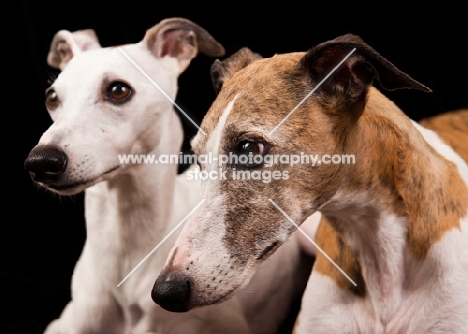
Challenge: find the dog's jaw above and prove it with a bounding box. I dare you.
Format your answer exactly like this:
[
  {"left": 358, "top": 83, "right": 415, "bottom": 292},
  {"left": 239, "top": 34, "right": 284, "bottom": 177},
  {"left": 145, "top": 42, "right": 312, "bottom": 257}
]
[{"left": 42, "top": 165, "right": 120, "bottom": 196}]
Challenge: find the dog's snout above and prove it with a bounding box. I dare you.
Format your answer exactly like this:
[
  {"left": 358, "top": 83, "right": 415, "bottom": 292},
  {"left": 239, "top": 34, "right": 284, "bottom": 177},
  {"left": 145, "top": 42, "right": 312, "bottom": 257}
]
[
  {"left": 24, "top": 145, "right": 68, "bottom": 183},
  {"left": 151, "top": 272, "right": 192, "bottom": 313}
]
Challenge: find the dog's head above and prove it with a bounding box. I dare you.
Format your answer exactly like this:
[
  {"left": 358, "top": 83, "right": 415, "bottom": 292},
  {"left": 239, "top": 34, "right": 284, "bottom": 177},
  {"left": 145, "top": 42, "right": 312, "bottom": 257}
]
[
  {"left": 24, "top": 18, "right": 224, "bottom": 195},
  {"left": 151, "top": 34, "right": 431, "bottom": 312}
]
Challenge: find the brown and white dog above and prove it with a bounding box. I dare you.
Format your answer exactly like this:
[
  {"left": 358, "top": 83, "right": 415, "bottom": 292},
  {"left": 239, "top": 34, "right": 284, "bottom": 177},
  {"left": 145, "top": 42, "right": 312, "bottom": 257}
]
[{"left": 151, "top": 34, "right": 468, "bottom": 333}]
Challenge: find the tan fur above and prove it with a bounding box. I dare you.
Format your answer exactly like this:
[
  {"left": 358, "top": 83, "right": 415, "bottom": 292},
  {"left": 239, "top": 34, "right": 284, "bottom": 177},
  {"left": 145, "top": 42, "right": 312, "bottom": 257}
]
[
  {"left": 419, "top": 108, "right": 468, "bottom": 163},
  {"left": 315, "top": 98, "right": 468, "bottom": 293},
  {"left": 294, "top": 106, "right": 468, "bottom": 331},
  {"left": 334, "top": 91, "right": 468, "bottom": 259},
  {"left": 313, "top": 216, "right": 365, "bottom": 295}
]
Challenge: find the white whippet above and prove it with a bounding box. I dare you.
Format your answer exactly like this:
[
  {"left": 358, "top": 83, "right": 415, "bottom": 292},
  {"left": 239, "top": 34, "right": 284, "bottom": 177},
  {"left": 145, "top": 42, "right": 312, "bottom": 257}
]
[
  {"left": 25, "top": 17, "right": 315, "bottom": 334},
  {"left": 151, "top": 34, "right": 468, "bottom": 333},
  {"left": 24, "top": 17, "right": 252, "bottom": 334}
]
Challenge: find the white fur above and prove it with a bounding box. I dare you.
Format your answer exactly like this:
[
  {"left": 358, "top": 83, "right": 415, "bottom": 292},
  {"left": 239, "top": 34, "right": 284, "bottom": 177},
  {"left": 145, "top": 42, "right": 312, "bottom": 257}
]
[
  {"left": 168, "top": 99, "right": 239, "bottom": 272},
  {"left": 412, "top": 120, "right": 468, "bottom": 185},
  {"left": 322, "top": 193, "right": 408, "bottom": 322},
  {"left": 206, "top": 95, "right": 238, "bottom": 166},
  {"left": 297, "top": 215, "right": 468, "bottom": 333},
  {"left": 296, "top": 274, "right": 382, "bottom": 333},
  {"left": 29, "top": 24, "right": 251, "bottom": 334}
]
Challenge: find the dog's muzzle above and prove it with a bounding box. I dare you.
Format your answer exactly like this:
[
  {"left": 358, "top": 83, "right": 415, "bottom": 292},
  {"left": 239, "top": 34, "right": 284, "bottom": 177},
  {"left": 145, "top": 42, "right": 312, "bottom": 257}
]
[
  {"left": 151, "top": 271, "right": 193, "bottom": 312},
  {"left": 24, "top": 144, "right": 68, "bottom": 184}
]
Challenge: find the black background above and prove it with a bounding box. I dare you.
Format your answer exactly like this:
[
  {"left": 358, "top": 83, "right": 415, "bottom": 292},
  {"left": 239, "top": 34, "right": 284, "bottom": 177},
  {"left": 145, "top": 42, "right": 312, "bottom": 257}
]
[{"left": 6, "top": 1, "right": 468, "bottom": 333}]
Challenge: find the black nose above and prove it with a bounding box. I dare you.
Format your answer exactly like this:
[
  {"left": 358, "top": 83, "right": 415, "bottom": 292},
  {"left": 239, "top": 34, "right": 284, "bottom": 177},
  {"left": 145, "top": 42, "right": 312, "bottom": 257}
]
[
  {"left": 151, "top": 273, "right": 192, "bottom": 312},
  {"left": 24, "top": 145, "right": 68, "bottom": 184}
]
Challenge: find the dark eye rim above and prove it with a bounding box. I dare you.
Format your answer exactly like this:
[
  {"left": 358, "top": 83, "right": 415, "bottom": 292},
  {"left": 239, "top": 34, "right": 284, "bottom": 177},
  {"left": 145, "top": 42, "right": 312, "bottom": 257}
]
[
  {"left": 105, "top": 80, "right": 133, "bottom": 104},
  {"left": 45, "top": 88, "right": 59, "bottom": 109}
]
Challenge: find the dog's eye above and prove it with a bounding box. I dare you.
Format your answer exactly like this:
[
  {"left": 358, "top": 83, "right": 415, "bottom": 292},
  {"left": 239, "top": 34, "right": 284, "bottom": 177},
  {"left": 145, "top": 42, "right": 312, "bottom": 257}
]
[
  {"left": 107, "top": 81, "right": 132, "bottom": 103},
  {"left": 234, "top": 140, "right": 266, "bottom": 168},
  {"left": 238, "top": 141, "right": 264, "bottom": 156},
  {"left": 45, "top": 89, "right": 59, "bottom": 109}
]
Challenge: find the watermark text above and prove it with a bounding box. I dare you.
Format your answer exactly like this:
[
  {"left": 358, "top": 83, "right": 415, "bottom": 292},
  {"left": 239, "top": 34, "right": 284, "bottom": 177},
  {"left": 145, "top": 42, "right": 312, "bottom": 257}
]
[{"left": 117, "top": 152, "right": 355, "bottom": 167}]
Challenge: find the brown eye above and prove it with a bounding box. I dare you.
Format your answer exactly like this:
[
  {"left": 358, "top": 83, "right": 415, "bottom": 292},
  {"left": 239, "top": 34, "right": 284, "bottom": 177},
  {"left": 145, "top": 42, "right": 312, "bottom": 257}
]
[
  {"left": 107, "top": 81, "right": 132, "bottom": 103},
  {"left": 235, "top": 140, "right": 266, "bottom": 168},
  {"left": 237, "top": 141, "right": 264, "bottom": 156},
  {"left": 45, "top": 89, "right": 59, "bottom": 109}
]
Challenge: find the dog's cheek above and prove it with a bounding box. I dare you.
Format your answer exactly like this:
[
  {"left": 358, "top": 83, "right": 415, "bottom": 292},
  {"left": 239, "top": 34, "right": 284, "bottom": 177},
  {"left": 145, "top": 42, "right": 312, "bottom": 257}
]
[{"left": 219, "top": 185, "right": 285, "bottom": 260}]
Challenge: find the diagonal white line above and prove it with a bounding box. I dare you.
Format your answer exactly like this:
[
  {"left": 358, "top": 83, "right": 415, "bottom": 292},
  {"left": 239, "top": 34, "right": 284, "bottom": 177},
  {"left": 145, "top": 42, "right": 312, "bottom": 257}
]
[
  {"left": 118, "top": 47, "right": 207, "bottom": 136},
  {"left": 269, "top": 199, "right": 357, "bottom": 286},
  {"left": 117, "top": 199, "right": 206, "bottom": 287},
  {"left": 268, "top": 48, "right": 356, "bottom": 135}
]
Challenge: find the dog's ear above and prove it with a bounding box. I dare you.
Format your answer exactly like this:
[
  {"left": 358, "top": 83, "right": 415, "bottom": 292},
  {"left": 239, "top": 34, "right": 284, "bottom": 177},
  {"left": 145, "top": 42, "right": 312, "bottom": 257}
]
[
  {"left": 211, "top": 47, "right": 263, "bottom": 95},
  {"left": 144, "top": 17, "right": 225, "bottom": 73},
  {"left": 47, "top": 29, "right": 101, "bottom": 71},
  {"left": 300, "top": 34, "right": 431, "bottom": 109}
]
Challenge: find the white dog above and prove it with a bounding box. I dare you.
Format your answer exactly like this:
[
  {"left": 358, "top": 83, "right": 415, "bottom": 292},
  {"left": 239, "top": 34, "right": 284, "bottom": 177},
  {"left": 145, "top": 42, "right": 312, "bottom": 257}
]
[
  {"left": 24, "top": 17, "right": 252, "bottom": 334},
  {"left": 151, "top": 34, "right": 468, "bottom": 333},
  {"left": 25, "top": 17, "right": 315, "bottom": 334}
]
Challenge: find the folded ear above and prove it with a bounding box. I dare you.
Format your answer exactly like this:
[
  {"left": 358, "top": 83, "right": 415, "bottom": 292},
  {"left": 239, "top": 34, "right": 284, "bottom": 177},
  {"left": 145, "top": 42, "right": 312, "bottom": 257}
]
[
  {"left": 47, "top": 29, "right": 102, "bottom": 70},
  {"left": 300, "top": 34, "right": 431, "bottom": 109},
  {"left": 210, "top": 47, "right": 263, "bottom": 94},
  {"left": 144, "top": 17, "right": 225, "bottom": 73}
]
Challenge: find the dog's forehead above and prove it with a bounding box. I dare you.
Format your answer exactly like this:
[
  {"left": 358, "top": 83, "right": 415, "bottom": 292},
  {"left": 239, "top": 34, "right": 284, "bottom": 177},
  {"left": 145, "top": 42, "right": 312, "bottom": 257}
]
[
  {"left": 64, "top": 47, "right": 113, "bottom": 69},
  {"left": 192, "top": 52, "right": 306, "bottom": 152},
  {"left": 53, "top": 44, "right": 143, "bottom": 86}
]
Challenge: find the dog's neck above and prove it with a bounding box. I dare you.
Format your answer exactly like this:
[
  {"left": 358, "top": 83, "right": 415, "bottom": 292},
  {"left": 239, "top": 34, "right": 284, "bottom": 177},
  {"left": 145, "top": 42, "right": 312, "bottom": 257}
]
[
  {"left": 319, "top": 87, "right": 468, "bottom": 322},
  {"left": 84, "top": 108, "right": 183, "bottom": 273}
]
